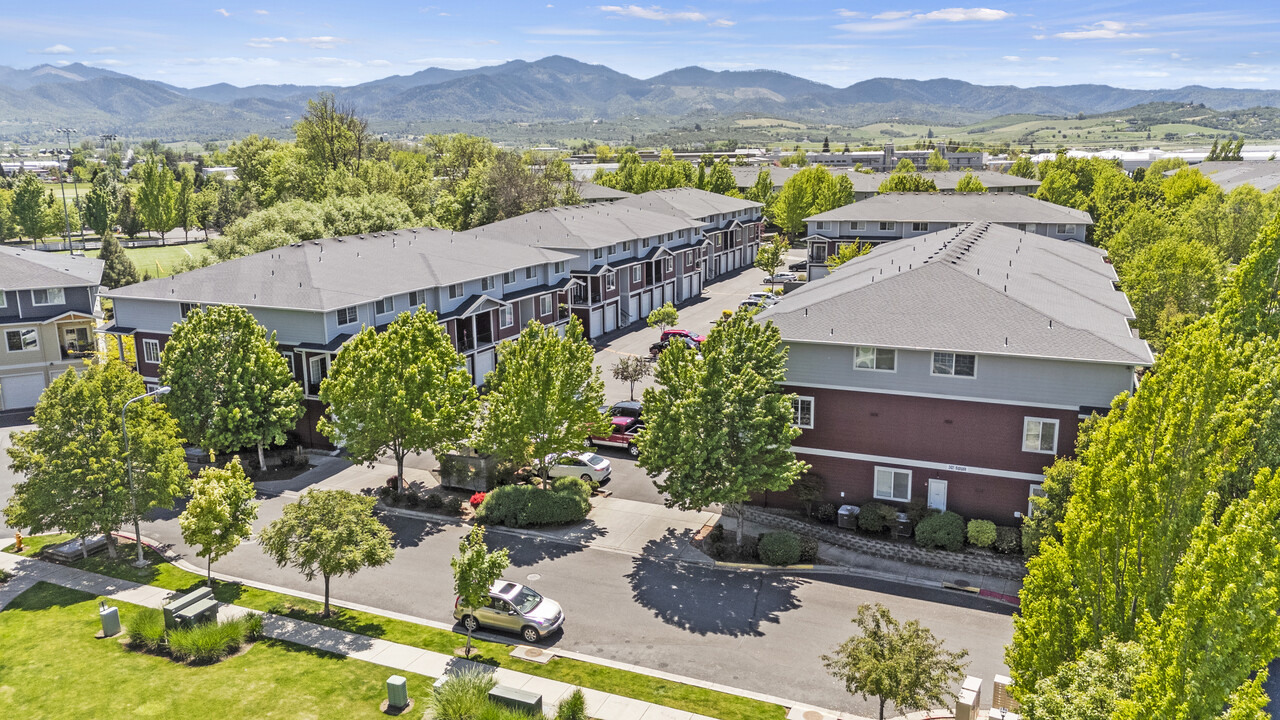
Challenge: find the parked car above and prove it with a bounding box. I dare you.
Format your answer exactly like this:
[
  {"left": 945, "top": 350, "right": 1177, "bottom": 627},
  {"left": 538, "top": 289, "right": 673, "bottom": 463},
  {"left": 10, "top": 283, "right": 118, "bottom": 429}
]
[
  {"left": 649, "top": 335, "right": 699, "bottom": 360},
  {"left": 602, "top": 400, "right": 642, "bottom": 420},
  {"left": 764, "top": 271, "right": 798, "bottom": 283},
  {"left": 788, "top": 260, "right": 808, "bottom": 272},
  {"left": 542, "top": 451, "right": 612, "bottom": 484},
  {"left": 590, "top": 416, "right": 645, "bottom": 457},
  {"left": 745, "top": 292, "right": 781, "bottom": 305},
  {"left": 454, "top": 580, "right": 564, "bottom": 643},
  {"left": 739, "top": 299, "right": 769, "bottom": 311},
  {"left": 659, "top": 328, "right": 706, "bottom": 344}
]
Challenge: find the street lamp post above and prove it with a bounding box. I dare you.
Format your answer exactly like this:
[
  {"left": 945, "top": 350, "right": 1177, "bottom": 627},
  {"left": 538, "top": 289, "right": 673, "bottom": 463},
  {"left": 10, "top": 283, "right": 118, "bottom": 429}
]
[
  {"left": 122, "top": 385, "right": 170, "bottom": 568},
  {"left": 54, "top": 128, "right": 76, "bottom": 255}
]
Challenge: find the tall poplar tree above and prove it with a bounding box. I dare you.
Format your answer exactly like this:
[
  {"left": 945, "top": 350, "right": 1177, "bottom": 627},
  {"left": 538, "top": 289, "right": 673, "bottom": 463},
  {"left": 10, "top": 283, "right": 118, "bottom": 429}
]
[{"left": 135, "top": 156, "right": 177, "bottom": 245}]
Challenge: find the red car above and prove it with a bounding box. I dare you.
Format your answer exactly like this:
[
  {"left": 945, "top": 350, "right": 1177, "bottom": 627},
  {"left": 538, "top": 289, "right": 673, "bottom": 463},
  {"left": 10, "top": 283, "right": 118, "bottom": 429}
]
[
  {"left": 589, "top": 416, "right": 645, "bottom": 457},
  {"left": 660, "top": 329, "right": 706, "bottom": 344}
]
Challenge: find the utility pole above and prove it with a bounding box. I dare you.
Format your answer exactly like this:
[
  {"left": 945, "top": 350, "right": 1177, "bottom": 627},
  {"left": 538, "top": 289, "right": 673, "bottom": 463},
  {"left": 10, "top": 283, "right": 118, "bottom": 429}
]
[{"left": 54, "top": 127, "right": 76, "bottom": 255}]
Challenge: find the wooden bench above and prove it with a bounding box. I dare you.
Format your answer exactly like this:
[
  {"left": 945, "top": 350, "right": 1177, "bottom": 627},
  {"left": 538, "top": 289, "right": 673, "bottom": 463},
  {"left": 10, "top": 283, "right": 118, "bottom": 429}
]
[{"left": 163, "top": 586, "right": 218, "bottom": 629}]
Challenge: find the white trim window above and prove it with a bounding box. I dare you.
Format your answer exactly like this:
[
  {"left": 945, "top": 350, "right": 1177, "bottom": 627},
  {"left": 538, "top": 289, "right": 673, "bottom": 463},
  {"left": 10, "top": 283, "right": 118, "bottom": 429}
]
[
  {"left": 605, "top": 271, "right": 617, "bottom": 291},
  {"left": 448, "top": 284, "right": 463, "bottom": 300},
  {"left": 0, "top": 292, "right": 7, "bottom": 309},
  {"left": 622, "top": 241, "right": 632, "bottom": 253},
  {"left": 1028, "top": 484, "right": 1047, "bottom": 516},
  {"left": 503, "top": 271, "right": 516, "bottom": 286},
  {"left": 525, "top": 266, "right": 537, "bottom": 280},
  {"left": 1023, "top": 418, "right": 1059, "bottom": 454},
  {"left": 179, "top": 302, "right": 198, "bottom": 318},
  {"left": 815, "top": 221, "right": 826, "bottom": 231},
  {"left": 874, "top": 467, "right": 911, "bottom": 502},
  {"left": 631, "top": 266, "right": 643, "bottom": 283},
  {"left": 664, "top": 257, "right": 673, "bottom": 273},
  {"left": 792, "top": 396, "right": 814, "bottom": 429},
  {"left": 685, "top": 250, "right": 694, "bottom": 264},
  {"left": 375, "top": 296, "right": 395, "bottom": 315},
  {"left": 499, "top": 304, "right": 514, "bottom": 329},
  {"left": 932, "top": 351, "right": 976, "bottom": 377},
  {"left": 5, "top": 327, "right": 38, "bottom": 352},
  {"left": 592, "top": 248, "right": 604, "bottom": 260},
  {"left": 142, "top": 338, "right": 161, "bottom": 364},
  {"left": 849, "top": 221, "right": 865, "bottom": 232},
  {"left": 879, "top": 221, "right": 896, "bottom": 231},
  {"left": 642, "top": 238, "right": 651, "bottom": 249},
  {"left": 32, "top": 288, "right": 65, "bottom": 306},
  {"left": 539, "top": 294, "right": 553, "bottom": 316},
  {"left": 854, "top": 346, "right": 896, "bottom": 371},
  {"left": 912, "top": 222, "right": 928, "bottom": 232},
  {"left": 283, "top": 353, "right": 294, "bottom": 376},
  {"left": 408, "top": 290, "right": 426, "bottom": 307},
  {"left": 481, "top": 276, "right": 497, "bottom": 292},
  {"left": 553, "top": 261, "right": 566, "bottom": 274},
  {"left": 336, "top": 306, "right": 358, "bottom": 325}
]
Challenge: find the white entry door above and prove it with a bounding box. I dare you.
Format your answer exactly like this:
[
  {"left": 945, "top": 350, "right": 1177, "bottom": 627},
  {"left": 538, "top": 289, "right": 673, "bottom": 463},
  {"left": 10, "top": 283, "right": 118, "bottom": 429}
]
[{"left": 927, "top": 478, "right": 948, "bottom": 511}]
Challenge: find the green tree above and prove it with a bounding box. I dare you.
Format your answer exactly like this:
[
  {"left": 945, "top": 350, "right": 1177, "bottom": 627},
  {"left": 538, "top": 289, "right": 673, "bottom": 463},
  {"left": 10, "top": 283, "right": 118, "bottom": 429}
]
[
  {"left": 97, "top": 231, "right": 140, "bottom": 289},
  {"left": 258, "top": 490, "right": 394, "bottom": 617},
  {"left": 825, "top": 241, "right": 872, "bottom": 271},
  {"left": 821, "top": 136, "right": 830, "bottom": 153},
  {"left": 892, "top": 158, "right": 917, "bottom": 174},
  {"left": 1009, "top": 156, "right": 1036, "bottom": 179},
  {"left": 646, "top": 302, "right": 679, "bottom": 332},
  {"left": 704, "top": 159, "right": 737, "bottom": 195},
  {"left": 179, "top": 458, "right": 260, "bottom": 586},
  {"left": 209, "top": 193, "right": 416, "bottom": 260},
  {"left": 160, "top": 305, "right": 304, "bottom": 468},
  {"left": 611, "top": 355, "right": 652, "bottom": 401},
  {"left": 877, "top": 172, "right": 939, "bottom": 193},
  {"left": 4, "top": 360, "right": 187, "bottom": 559},
  {"left": 1119, "top": 236, "right": 1223, "bottom": 350},
  {"left": 12, "top": 172, "right": 47, "bottom": 242},
  {"left": 451, "top": 525, "right": 510, "bottom": 656},
  {"left": 0, "top": 189, "right": 13, "bottom": 242},
  {"left": 1022, "top": 637, "right": 1145, "bottom": 720},
  {"left": 474, "top": 317, "right": 608, "bottom": 479},
  {"left": 134, "top": 156, "right": 178, "bottom": 244},
  {"left": 754, "top": 238, "right": 787, "bottom": 287},
  {"left": 771, "top": 166, "right": 852, "bottom": 237},
  {"left": 953, "top": 172, "right": 986, "bottom": 193},
  {"left": 319, "top": 309, "right": 478, "bottom": 493},
  {"left": 822, "top": 603, "right": 969, "bottom": 720},
  {"left": 639, "top": 311, "right": 807, "bottom": 543},
  {"left": 175, "top": 164, "right": 197, "bottom": 242},
  {"left": 925, "top": 149, "right": 949, "bottom": 171},
  {"left": 84, "top": 174, "right": 116, "bottom": 237},
  {"left": 294, "top": 92, "right": 370, "bottom": 173},
  {"left": 745, "top": 169, "right": 775, "bottom": 207}
]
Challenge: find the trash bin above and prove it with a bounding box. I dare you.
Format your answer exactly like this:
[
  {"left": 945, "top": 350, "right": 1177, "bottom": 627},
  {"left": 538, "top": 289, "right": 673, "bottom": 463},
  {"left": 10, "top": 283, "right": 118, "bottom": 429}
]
[{"left": 837, "top": 504, "right": 860, "bottom": 529}]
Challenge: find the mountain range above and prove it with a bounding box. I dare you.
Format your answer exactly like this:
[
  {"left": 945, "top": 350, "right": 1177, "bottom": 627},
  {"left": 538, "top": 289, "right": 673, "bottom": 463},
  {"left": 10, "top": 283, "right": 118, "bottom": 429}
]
[{"left": 3, "top": 56, "right": 1280, "bottom": 142}]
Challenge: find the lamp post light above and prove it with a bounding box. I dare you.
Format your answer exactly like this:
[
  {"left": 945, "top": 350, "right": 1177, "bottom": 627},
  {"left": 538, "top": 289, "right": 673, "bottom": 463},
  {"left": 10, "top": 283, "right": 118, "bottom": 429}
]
[{"left": 122, "top": 385, "right": 170, "bottom": 568}]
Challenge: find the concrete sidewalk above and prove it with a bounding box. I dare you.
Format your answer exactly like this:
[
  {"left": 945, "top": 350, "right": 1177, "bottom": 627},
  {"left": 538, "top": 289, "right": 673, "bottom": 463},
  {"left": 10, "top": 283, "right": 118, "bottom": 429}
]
[{"left": 0, "top": 551, "right": 878, "bottom": 720}]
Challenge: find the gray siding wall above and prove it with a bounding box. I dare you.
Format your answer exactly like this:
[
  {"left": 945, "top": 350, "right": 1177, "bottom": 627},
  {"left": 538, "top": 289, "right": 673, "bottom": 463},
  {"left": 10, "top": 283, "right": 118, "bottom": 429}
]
[
  {"left": 0, "top": 291, "right": 17, "bottom": 321},
  {"left": 113, "top": 298, "right": 183, "bottom": 333},
  {"left": 784, "top": 343, "right": 1134, "bottom": 409},
  {"left": 246, "top": 308, "right": 326, "bottom": 345}
]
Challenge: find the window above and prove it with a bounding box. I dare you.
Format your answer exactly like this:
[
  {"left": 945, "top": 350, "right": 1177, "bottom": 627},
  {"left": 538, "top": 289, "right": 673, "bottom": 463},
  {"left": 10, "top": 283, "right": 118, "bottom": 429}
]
[
  {"left": 336, "top": 306, "right": 358, "bottom": 325},
  {"left": 283, "top": 353, "right": 294, "bottom": 376},
  {"left": 142, "top": 338, "right": 160, "bottom": 364},
  {"left": 1023, "top": 418, "right": 1059, "bottom": 454},
  {"left": 539, "top": 294, "right": 553, "bottom": 316},
  {"left": 715, "top": 235, "right": 723, "bottom": 249},
  {"left": 1029, "top": 484, "right": 1047, "bottom": 517},
  {"left": 879, "top": 221, "right": 896, "bottom": 231},
  {"left": 1017, "top": 223, "right": 1027, "bottom": 232},
  {"left": 912, "top": 222, "right": 928, "bottom": 232},
  {"left": 664, "top": 257, "right": 673, "bottom": 273},
  {"left": 0, "top": 292, "right": 6, "bottom": 309},
  {"left": 792, "top": 396, "right": 814, "bottom": 429},
  {"left": 525, "top": 266, "right": 537, "bottom": 280},
  {"left": 32, "top": 288, "right": 65, "bottom": 306},
  {"left": 664, "top": 233, "right": 672, "bottom": 243},
  {"left": 503, "top": 271, "right": 516, "bottom": 285},
  {"left": 642, "top": 238, "right": 650, "bottom": 249},
  {"left": 308, "top": 356, "right": 327, "bottom": 388},
  {"left": 685, "top": 250, "right": 694, "bottom": 264},
  {"left": 874, "top": 467, "right": 911, "bottom": 502},
  {"left": 179, "top": 302, "right": 198, "bottom": 318},
  {"left": 375, "top": 296, "right": 395, "bottom": 315},
  {"left": 631, "top": 266, "right": 643, "bottom": 283},
  {"left": 499, "top": 305, "right": 514, "bottom": 328},
  {"left": 849, "top": 221, "right": 865, "bottom": 232},
  {"left": 408, "top": 290, "right": 426, "bottom": 307},
  {"left": 812, "top": 244, "right": 828, "bottom": 262},
  {"left": 448, "top": 284, "right": 463, "bottom": 300},
  {"left": 622, "top": 241, "right": 631, "bottom": 252},
  {"left": 481, "top": 276, "right": 496, "bottom": 292},
  {"left": 815, "top": 221, "right": 826, "bottom": 231},
  {"left": 5, "top": 328, "right": 37, "bottom": 352},
  {"left": 553, "top": 261, "right": 565, "bottom": 274},
  {"left": 931, "top": 351, "right": 976, "bottom": 377},
  {"left": 854, "top": 346, "right": 896, "bottom": 371},
  {"left": 605, "top": 271, "right": 617, "bottom": 291},
  {"left": 592, "top": 248, "right": 604, "bottom": 260}
]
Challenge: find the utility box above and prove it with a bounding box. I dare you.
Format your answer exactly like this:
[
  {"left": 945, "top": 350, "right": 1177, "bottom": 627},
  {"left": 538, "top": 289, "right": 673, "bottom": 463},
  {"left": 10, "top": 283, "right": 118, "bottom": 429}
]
[
  {"left": 99, "top": 605, "right": 121, "bottom": 637},
  {"left": 962, "top": 676, "right": 983, "bottom": 711},
  {"left": 837, "top": 505, "right": 860, "bottom": 529},
  {"left": 954, "top": 688, "right": 978, "bottom": 720},
  {"left": 386, "top": 675, "right": 409, "bottom": 710},
  {"left": 993, "top": 675, "right": 1019, "bottom": 712}
]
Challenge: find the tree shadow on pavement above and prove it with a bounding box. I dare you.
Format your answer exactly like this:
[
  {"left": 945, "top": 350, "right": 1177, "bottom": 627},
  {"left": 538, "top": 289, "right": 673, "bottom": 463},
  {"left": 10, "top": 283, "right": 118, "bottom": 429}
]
[
  {"left": 383, "top": 514, "right": 446, "bottom": 550},
  {"left": 482, "top": 524, "right": 603, "bottom": 568},
  {"left": 624, "top": 529, "right": 806, "bottom": 637}
]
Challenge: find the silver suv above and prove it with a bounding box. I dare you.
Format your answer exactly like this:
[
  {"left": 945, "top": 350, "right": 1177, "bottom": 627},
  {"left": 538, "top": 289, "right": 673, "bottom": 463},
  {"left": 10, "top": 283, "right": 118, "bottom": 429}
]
[{"left": 454, "top": 580, "right": 565, "bottom": 643}]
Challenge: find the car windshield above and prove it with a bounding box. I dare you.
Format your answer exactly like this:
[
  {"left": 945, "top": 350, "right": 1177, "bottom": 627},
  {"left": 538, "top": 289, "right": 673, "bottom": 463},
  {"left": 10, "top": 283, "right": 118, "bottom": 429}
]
[{"left": 513, "top": 586, "right": 543, "bottom": 614}]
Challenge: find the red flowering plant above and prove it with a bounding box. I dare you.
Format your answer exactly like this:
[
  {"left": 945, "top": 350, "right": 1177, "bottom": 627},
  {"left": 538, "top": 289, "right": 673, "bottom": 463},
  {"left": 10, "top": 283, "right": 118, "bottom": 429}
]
[{"left": 469, "top": 492, "right": 486, "bottom": 507}]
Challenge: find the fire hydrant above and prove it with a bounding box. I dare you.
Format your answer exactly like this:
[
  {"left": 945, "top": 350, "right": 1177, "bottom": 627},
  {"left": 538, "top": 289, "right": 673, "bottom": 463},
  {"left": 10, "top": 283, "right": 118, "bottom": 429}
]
[{"left": 13, "top": 532, "right": 23, "bottom": 552}]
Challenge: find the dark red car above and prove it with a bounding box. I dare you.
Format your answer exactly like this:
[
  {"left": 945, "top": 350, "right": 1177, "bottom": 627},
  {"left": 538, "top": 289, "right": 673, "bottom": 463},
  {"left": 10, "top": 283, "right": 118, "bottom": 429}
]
[
  {"left": 589, "top": 416, "right": 644, "bottom": 457},
  {"left": 660, "top": 329, "right": 706, "bottom": 344}
]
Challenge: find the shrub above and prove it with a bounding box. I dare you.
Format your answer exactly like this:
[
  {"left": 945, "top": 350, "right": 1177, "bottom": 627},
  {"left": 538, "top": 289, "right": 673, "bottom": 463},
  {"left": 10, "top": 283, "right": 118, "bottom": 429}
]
[
  {"left": 556, "top": 689, "right": 588, "bottom": 720},
  {"left": 422, "top": 493, "right": 444, "bottom": 509},
  {"left": 904, "top": 498, "right": 937, "bottom": 525},
  {"left": 126, "top": 607, "right": 167, "bottom": 651},
  {"left": 916, "top": 511, "right": 965, "bottom": 552},
  {"left": 798, "top": 534, "right": 820, "bottom": 563},
  {"left": 758, "top": 531, "right": 802, "bottom": 566},
  {"left": 470, "top": 492, "right": 487, "bottom": 507},
  {"left": 430, "top": 669, "right": 497, "bottom": 720},
  {"left": 814, "top": 502, "right": 838, "bottom": 524},
  {"left": 857, "top": 501, "right": 898, "bottom": 534},
  {"left": 476, "top": 481, "right": 591, "bottom": 528},
  {"left": 242, "top": 613, "right": 264, "bottom": 639},
  {"left": 167, "top": 618, "right": 244, "bottom": 662},
  {"left": 967, "top": 519, "right": 997, "bottom": 548},
  {"left": 706, "top": 523, "right": 725, "bottom": 544},
  {"left": 994, "top": 525, "right": 1023, "bottom": 555}
]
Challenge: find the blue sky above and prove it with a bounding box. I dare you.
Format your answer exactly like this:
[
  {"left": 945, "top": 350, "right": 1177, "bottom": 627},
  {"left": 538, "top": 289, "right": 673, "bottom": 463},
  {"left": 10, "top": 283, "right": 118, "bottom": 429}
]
[{"left": 8, "top": 1, "right": 1280, "bottom": 89}]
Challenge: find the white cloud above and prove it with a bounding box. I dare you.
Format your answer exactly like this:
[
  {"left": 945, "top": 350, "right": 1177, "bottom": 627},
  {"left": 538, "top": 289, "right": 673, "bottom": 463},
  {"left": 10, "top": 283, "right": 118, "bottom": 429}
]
[
  {"left": 90, "top": 46, "right": 120, "bottom": 54},
  {"left": 215, "top": 8, "right": 230, "bottom": 16},
  {"left": 1133, "top": 71, "right": 1169, "bottom": 77},
  {"left": 1037, "top": 56, "right": 1058, "bottom": 62},
  {"left": 1002, "top": 55, "right": 1020, "bottom": 61},
  {"left": 600, "top": 5, "right": 707, "bottom": 22},
  {"left": 837, "top": 7, "right": 1011, "bottom": 33},
  {"left": 1120, "top": 47, "right": 1164, "bottom": 55},
  {"left": 708, "top": 18, "right": 735, "bottom": 27},
  {"left": 1228, "top": 75, "right": 1268, "bottom": 83},
  {"left": 247, "top": 36, "right": 350, "bottom": 49},
  {"left": 1055, "top": 20, "right": 1145, "bottom": 40},
  {"left": 872, "top": 11, "right": 914, "bottom": 20},
  {"left": 525, "top": 27, "right": 607, "bottom": 35},
  {"left": 835, "top": 9, "right": 864, "bottom": 18},
  {"left": 917, "top": 7, "right": 1010, "bottom": 21},
  {"left": 254, "top": 9, "right": 268, "bottom": 14},
  {"left": 86, "top": 59, "right": 125, "bottom": 67},
  {"left": 367, "top": 59, "right": 392, "bottom": 67},
  {"left": 31, "top": 44, "right": 74, "bottom": 55}
]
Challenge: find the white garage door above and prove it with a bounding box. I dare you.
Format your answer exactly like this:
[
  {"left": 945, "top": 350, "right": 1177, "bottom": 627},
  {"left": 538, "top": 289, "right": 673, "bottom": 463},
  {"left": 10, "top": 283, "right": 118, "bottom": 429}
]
[
  {"left": 2, "top": 372, "right": 46, "bottom": 410},
  {"left": 474, "top": 349, "right": 496, "bottom": 385},
  {"left": 665, "top": 282, "right": 676, "bottom": 305},
  {"left": 693, "top": 273, "right": 702, "bottom": 296},
  {"left": 640, "top": 291, "right": 652, "bottom": 320},
  {"left": 628, "top": 295, "right": 639, "bottom": 326},
  {"left": 604, "top": 302, "right": 618, "bottom": 333},
  {"left": 589, "top": 308, "right": 604, "bottom": 338}
]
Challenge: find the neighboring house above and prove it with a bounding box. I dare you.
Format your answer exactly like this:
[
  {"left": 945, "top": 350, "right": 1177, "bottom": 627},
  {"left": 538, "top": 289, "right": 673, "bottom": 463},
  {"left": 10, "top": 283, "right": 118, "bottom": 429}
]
[
  {"left": 0, "top": 246, "right": 104, "bottom": 412},
  {"left": 804, "top": 193, "right": 1092, "bottom": 279},
  {"left": 615, "top": 187, "right": 765, "bottom": 285},
  {"left": 469, "top": 202, "right": 706, "bottom": 339},
  {"left": 1173, "top": 161, "right": 1280, "bottom": 193},
  {"left": 104, "top": 227, "right": 579, "bottom": 447},
  {"left": 787, "top": 143, "right": 985, "bottom": 172},
  {"left": 730, "top": 168, "right": 1036, "bottom": 200},
  {"left": 756, "top": 222, "right": 1151, "bottom": 523},
  {"left": 569, "top": 181, "right": 635, "bottom": 203}
]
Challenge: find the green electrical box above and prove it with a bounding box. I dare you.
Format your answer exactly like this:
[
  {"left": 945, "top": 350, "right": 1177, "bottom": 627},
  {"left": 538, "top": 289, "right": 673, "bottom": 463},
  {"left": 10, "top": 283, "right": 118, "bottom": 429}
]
[{"left": 386, "top": 675, "right": 408, "bottom": 710}]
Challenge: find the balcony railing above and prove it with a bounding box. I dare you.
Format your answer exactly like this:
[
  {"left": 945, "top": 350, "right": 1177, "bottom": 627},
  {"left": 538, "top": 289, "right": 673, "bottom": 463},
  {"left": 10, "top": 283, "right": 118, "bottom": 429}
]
[{"left": 60, "top": 344, "right": 94, "bottom": 360}]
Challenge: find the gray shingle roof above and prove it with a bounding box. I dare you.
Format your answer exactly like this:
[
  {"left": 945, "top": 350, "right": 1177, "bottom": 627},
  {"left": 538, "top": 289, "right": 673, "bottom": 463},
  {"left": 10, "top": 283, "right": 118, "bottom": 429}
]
[
  {"left": 757, "top": 222, "right": 1151, "bottom": 366},
  {"left": 105, "top": 227, "right": 575, "bottom": 312},
  {"left": 469, "top": 203, "right": 704, "bottom": 250},
  {"left": 571, "top": 181, "right": 635, "bottom": 201},
  {"left": 614, "top": 187, "right": 762, "bottom": 221},
  {"left": 0, "top": 245, "right": 103, "bottom": 290},
  {"left": 805, "top": 192, "right": 1092, "bottom": 225},
  {"left": 1179, "top": 161, "right": 1280, "bottom": 193}
]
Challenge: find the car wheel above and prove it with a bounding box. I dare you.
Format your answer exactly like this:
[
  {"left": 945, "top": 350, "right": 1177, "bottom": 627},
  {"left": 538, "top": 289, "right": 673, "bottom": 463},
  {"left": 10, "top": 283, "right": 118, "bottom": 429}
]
[
  {"left": 462, "top": 615, "right": 479, "bottom": 632},
  {"left": 628, "top": 444, "right": 640, "bottom": 458},
  {"left": 580, "top": 473, "right": 593, "bottom": 483},
  {"left": 522, "top": 625, "right": 541, "bottom": 643}
]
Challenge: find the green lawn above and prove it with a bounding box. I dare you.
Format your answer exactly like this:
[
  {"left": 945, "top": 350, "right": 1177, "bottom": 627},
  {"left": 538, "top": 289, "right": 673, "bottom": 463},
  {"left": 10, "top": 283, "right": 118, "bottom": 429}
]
[
  {"left": 0, "top": 582, "right": 435, "bottom": 719},
  {"left": 4, "top": 536, "right": 785, "bottom": 720},
  {"left": 110, "top": 242, "right": 211, "bottom": 278}
]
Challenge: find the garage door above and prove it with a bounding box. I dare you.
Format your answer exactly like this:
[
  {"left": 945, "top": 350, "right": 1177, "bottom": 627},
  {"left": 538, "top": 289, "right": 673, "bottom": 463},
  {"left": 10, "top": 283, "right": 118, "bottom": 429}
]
[
  {"left": 665, "top": 282, "right": 676, "bottom": 305},
  {"left": 640, "top": 291, "right": 652, "bottom": 320},
  {"left": 682, "top": 276, "right": 692, "bottom": 301},
  {"left": 1, "top": 372, "right": 46, "bottom": 410},
  {"left": 604, "top": 302, "right": 618, "bottom": 333},
  {"left": 474, "top": 349, "right": 496, "bottom": 385},
  {"left": 628, "top": 295, "right": 639, "bottom": 326},
  {"left": 589, "top": 308, "right": 604, "bottom": 338},
  {"left": 693, "top": 273, "right": 702, "bottom": 296}
]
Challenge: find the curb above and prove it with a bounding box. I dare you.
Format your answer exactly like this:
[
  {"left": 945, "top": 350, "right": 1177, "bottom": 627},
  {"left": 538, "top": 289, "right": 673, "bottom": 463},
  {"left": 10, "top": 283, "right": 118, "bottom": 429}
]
[{"left": 714, "top": 562, "right": 815, "bottom": 570}]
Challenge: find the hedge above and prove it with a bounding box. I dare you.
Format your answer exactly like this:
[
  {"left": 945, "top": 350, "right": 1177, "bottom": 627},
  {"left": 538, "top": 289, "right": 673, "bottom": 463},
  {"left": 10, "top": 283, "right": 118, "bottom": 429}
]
[
  {"left": 967, "top": 519, "right": 997, "bottom": 548},
  {"left": 915, "top": 511, "right": 965, "bottom": 552},
  {"left": 758, "top": 531, "right": 802, "bottom": 566},
  {"left": 475, "top": 479, "right": 592, "bottom": 528},
  {"left": 994, "top": 525, "right": 1022, "bottom": 555},
  {"left": 857, "top": 501, "right": 899, "bottom": 534}
]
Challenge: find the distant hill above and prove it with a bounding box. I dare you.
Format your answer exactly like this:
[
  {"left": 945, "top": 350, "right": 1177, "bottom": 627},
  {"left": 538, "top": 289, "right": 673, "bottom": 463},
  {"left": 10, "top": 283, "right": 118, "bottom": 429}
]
[{"left": 1, "top": 55, "right": 1279, "bottom": 141}]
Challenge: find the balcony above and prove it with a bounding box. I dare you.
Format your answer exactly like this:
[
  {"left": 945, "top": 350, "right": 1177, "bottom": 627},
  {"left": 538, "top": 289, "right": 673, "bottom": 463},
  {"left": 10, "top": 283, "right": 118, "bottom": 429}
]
[{"left": 60, "top": 343, "right": 94, "bottom": 360}]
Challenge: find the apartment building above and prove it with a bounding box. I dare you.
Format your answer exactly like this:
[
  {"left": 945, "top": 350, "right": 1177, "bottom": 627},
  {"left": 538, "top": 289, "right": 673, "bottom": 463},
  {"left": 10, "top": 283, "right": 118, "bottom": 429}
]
[{"left": 616, "top": 187, "right": 764, "bottom": 283}]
